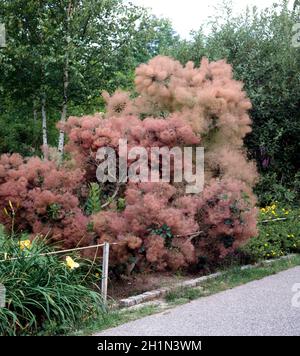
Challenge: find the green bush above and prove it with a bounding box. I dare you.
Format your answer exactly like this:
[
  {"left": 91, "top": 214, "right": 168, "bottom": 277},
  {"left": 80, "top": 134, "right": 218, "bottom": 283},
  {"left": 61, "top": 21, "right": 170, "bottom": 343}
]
[
  {"left": 241, "top": 203, "right": 300, "bottom": 261},
  {"left": 0, "top": 226, "right": 104, "bottom": 336},
  {"left": 255, "top": 173, "right": 299, "bottom": 207}
]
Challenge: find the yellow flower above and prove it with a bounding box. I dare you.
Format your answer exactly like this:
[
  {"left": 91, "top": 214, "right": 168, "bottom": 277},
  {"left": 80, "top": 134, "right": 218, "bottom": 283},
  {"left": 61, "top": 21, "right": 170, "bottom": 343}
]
[
  {"left": 65, "top": 256, "right": 80, "bottom": 270},
  {"left": 8, "top": 200, "right": 13, "bottom": 210},
  {"left": 95, "top": 273, "right": 100, "bottom": 278},
  {"left": 19, "top": 239, "right": 31, "bottom": 251},
  {"left": 268, "top": 204, "right": 276, "bottom": 211}
]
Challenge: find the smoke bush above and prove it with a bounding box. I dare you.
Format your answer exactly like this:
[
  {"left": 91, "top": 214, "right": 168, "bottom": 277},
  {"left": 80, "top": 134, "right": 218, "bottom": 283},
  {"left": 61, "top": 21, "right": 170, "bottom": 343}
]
[
  {"left": 0, "top": 154, "right": 90, "bottom": 248},
  {"left": 0, "top": 56, "right": 259, "bottom": 271},
  {"left": 86, "top": 56, "right": 258, "bottom": 270},
  {"left": 92, "top": 182, "right": 199, "bottom": 271}
]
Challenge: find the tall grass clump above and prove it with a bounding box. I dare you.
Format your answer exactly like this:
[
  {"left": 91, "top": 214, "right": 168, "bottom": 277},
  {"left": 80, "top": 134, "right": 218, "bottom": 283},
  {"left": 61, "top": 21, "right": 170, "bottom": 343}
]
[{"left": 0, "top": 225, "right": 105, "bottom": 335}]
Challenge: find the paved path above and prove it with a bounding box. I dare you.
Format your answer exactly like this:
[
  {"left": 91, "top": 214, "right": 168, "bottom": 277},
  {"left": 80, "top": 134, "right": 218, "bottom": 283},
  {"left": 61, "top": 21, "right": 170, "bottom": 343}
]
[{"left": 96, "top": 267, "right": 300, "bottom": 336}]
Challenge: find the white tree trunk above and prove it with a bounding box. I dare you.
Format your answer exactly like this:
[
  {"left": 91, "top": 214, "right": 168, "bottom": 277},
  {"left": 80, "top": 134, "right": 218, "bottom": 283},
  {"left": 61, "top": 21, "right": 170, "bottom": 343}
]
[
  {"left": 58, "top": 1, "right": 73, "bottom": 161},
  {"left": 41, "top": 95, "right": 48, "bottom": 160},
  {"left": 57, "top": 65, "right": 68, "bottom": 157},
  {"left": 33, "top": 106, "right": 37, "bottom": 124}
]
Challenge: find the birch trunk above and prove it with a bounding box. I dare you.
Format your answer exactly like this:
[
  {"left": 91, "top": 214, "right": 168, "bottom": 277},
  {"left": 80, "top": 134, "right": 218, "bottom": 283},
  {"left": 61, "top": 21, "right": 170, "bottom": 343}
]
[
  {"left": 41, "top": 95, "right": 48, "bottom": 160},
  {"left": 33, "top": 100, "right": 38, "bottom": 151},
  {"left": 57, "top": 60, "right": 69, "bottom": 157},
  {"left": 33, "top": 106, "right": 37, "bottom": 124},
  {"left": 58, "top": 1, "right": 73, "bottom": 160}
]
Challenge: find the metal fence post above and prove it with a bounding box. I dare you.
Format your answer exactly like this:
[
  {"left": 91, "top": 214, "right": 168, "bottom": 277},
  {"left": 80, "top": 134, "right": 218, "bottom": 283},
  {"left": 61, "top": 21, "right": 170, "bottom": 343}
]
[
  {"left": 0, "top": 24, "right": 6, "bottom": 48},
  {"left": 0, "top": 284, "right": 6, "bottom": 308},
  {"left": 101, "top": 242, "right": 110, "bottom": 304}
]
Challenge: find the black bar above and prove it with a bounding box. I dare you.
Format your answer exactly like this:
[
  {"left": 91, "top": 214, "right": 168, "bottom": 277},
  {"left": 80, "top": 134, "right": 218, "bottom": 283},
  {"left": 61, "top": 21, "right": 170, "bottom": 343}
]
[{"left": 0, "top": 336, "right": 297, "bottom": 354}]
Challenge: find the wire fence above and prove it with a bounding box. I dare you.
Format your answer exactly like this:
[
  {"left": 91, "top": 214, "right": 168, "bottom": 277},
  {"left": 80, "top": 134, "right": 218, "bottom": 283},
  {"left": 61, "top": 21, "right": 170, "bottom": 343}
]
[
  {"left": 0, "top": 241, "right": 117, "bottom": 304},
  {"left": 0, "top": 215, "right": 296, "bottom": 304},
  {"left": 0, "top": 242, "right": 120, "bottom": 263},
  {"left": 260, "top": 217, "right": 295, "bottom": 224}
]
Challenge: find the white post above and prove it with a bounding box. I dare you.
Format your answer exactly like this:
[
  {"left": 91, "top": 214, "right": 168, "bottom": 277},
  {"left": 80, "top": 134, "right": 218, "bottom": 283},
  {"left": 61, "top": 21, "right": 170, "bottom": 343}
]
[
  {"left": 101, "top": 242, "right": 110, "bottom": 304},
  {"left": 0, "top": 284, "right": 6, "bottom": 308},
  {"left": 0, "top": 24, "right": 6, "bottom": 48}
]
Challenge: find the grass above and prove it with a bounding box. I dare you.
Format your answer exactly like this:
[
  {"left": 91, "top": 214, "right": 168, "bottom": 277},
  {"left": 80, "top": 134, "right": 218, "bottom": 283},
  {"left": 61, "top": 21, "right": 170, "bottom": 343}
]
[
  {"left": 73, "top": 304, "right": 160, "bottom": 335},
  {"left": 75, "top": 254, "right": 300, "bottom": 335},
  {"left": 165, "top": 254, "right": 300, "bottom": 304}
]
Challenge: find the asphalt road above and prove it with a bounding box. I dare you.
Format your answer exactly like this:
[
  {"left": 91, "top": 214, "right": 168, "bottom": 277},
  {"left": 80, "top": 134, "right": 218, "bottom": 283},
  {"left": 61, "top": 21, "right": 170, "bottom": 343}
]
[{"left": 96, "top": 266, "right": 300, "bottom": 336}]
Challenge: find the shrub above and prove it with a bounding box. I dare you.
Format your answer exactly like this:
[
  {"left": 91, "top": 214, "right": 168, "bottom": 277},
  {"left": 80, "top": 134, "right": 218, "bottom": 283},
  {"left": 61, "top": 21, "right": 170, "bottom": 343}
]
[
  {"left": 0, "top": 226, "right": 104, "bottom": 336},
  {"left": 255, "top": 173, "right": 298, "bottom": 207},
  {"left": 0, "top": 55, "right": 259, "bottom": 272},
  {"left": 241, "top": 203, "right": 300, "bottom": 261},
  {"left": 92, "top": 182, "right": 199, "bottom": 271},
  {"left": 74, "top": 55, "right": 258, "bottom": 271},
  {"left": 194, "top": 178, "right": 258, "bottom": 264},
  {"left": 0, "top": 154, "right": 91, "bottom": 248}
]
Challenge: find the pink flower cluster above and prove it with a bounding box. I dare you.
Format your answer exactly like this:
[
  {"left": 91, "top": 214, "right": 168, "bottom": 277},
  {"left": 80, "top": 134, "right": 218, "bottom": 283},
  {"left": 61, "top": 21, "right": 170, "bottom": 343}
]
[
  {"left": 0, "top": 154, "right": 90, "bottom": 248},
  {"left": 92, "top": 183, "right": 198, "bottom": 270},
  {"left": 64, "top": 112, "right": 199, "bottom": 181}
]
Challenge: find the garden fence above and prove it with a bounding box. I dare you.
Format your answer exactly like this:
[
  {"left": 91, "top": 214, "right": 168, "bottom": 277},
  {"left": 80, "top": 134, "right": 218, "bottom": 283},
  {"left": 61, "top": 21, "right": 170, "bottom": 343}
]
[
  {"left": 0, "top": 242, "right": 115, "bottom": 305},
  {"left": 0, "top": 216, "right": 296, "bottom": 308}
]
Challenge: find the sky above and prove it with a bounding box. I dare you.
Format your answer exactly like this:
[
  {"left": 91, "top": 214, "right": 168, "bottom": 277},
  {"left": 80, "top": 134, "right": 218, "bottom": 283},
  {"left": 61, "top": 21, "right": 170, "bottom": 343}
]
[{"left": 129, "top": 0, "right": 292, "bottom": 38}]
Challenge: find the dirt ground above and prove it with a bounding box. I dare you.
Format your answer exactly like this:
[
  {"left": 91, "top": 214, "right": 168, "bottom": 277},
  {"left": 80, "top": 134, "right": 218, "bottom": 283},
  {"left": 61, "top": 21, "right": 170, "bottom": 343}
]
[{"left": 107, "top": 271, "right": 201, "bottom": 300}]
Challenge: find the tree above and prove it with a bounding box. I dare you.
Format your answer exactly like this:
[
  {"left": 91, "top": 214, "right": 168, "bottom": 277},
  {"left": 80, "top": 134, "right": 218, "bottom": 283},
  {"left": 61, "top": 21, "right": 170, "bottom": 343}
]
[
  {"left": 0, "top": 0, "right": 61, "bottom": 156},
  {"left": 1, "top": 0, "right": 172, "bottom": 157}
]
